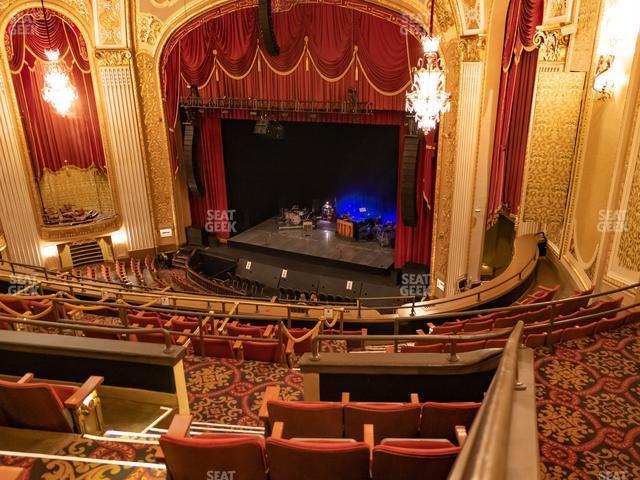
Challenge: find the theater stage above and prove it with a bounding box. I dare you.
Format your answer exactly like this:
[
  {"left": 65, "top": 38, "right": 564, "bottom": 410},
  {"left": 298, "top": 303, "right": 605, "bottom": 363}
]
[{"left": 228, "top": 218, "right": 395, "bottom": 273}]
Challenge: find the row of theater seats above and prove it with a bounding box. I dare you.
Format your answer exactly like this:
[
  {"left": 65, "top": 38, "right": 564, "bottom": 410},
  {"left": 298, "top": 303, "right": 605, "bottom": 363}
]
[
  {"left": 158, "top": 387, "right": 480, "bottom": 480},
  {"left": 0, "top": 373, "right": 104, "bottom": 434},
  {"left": 400, "top": 308, "right": 640, "bottom": 353}
]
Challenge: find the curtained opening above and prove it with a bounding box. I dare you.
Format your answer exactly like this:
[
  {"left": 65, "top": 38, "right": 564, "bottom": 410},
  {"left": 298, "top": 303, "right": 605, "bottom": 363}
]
[
  {"left": 486, "top": 0, "right": 543, "bottom": 226},
  {"left": 162, "top": 0, "right": 436, "bottom": 268}
]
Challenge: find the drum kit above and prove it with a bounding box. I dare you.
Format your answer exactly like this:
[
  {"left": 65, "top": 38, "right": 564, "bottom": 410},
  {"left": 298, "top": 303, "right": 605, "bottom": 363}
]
[{"left": 280, "top": 205, "right": 313, "bottom": 228}]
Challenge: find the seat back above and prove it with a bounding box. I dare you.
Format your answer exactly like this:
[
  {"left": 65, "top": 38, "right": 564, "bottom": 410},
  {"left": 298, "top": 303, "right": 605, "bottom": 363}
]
[
  {"left": 241, "top": 341, "right": 280, "bottom": 363},
  {"left": 556, "top": 287, "right": 594, "bottom": 316},
  {"left": 0, "top": 296, "right": 28, "bottom": 314},
  {"left": 266, "top": 438, "right": 370, "bottom": 480},
  {"left": 524, "top": 333, "right": 547, "bottom": 348},
  {"left": 560, "top": 322, "right": 597, "bottom": 343},
  {"left": 430, "top": 323, "right": 462, "bottom": 334},
  {"left": 127, "top": 314, "right": 164, "bottom": 328},
  {"left": 372, "top": 443, "right": 460, "bottom": 480},
  {"left": 453, "top": 341, "right": 487, "bottom": 353},
  {"left": 227, "top": 323, "right": 264, "bottom": 338},
  {"left": 343, "top": 404, "right": 421, "bottom": 444},
  {"left": 288, "top": 328, "right": 313, "bottom": 354},
  {"left": 462, "top": 319, "right": 493, "bottom": 332},
  {"left": 193, "top": 338, "right": 235, "bottom": 359},
  {"left": 420, "top": 402, "right": 480, "bottom": 443},
  {"left": 267, "top": 400, "right": 343, "bottom": 439},
  {"left": 400, "top": 343, "right": 444, "bottom": 353},
  {"left": 160, "top": 434, "right": 267, "bottom": 480},
  {"left": 0, "top": 380, "right": 73, "bottom": 432}
]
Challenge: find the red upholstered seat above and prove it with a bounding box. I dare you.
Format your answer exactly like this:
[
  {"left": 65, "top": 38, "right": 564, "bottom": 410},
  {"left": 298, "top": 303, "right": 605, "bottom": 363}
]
[
  {"left": 287, "top": 328, "right": 313, "bottom": 355},
  {"left": 0, "top": 296, "right": 29, "bottom": 314},
  {"left": 485, "top": 338, "right": 508, "bottom": 349},
  {"left": 170, "top": 317, "right": 206, "bottom": 333},
  {"left": 525, "top": 322, "right": 549, "bottom": 335},
  {"left": 193, "top": 338, "right": 235, "bottom": 359},
  {"left": 227, "top": 323, "right": 266, "bottom": 338},
  {"left": 430, "top": 323, "right": 463, "bottom": 334},
  {"left": 548, "top": 329, "right": 563, "bottom": 345},
  {"left": 623, "top": 309, "right": 640, "bottom": 325},
  {"left": 380, "top": 438, "right": 454, "bottom": 449},
  {"left": 420, "top": 402, "right": 480, "bottom": 444},
  {"left": 266, "top": 438, "right": 370, "bottom": 480},
  {"left": 556, "top": 287, "right": 594, "bottom": 316},
  {"left": 462, "top": 319, "right": 493, "bottom": 332},
  {"left": 372, "top": 442, "right": 461, "bottom": 480},
  {"left": 560, "top": 322, "right": 597, "bottom": 343},
  {"left": 343, "top": 403, "right": 421, "bottom": 444},
  {"left": 493, "top": 315, "right": 519, "bottom": 329},
  {"left": 0, "top": 379, "right": 76, "bottom": 432},
  {"left": 267, "top": 400, "right": 343, "bottom": 439},
  {"left": 400, "top": 343, "right": 444, "bottom": 353},
  {"left": 160, "top": 433, "right": 267, "bottom": 480},
  {"left": 240, "top": 340, "right": 281, "bottom": 363},
  {"left": 448, "top": 341, "right": 487, "bottom": 353},
  {"left": 127, "top": 314, "right": 165, "bottom": 329},
  {"left": 524, "top": 333, "right": 547, "bottom": 348},
  {"left": 594, "top": 316, "right": 625, "bottom": 333}
]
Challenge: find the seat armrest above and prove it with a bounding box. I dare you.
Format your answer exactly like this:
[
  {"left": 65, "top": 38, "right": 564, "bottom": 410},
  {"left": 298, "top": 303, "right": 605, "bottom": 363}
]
[
  {"left": 272, "top": 421, "right": 284, "bottom": 439},
  {"left": 167, "top": 414, "right": 193, "bottom": 438},
  {"left": 341, "top": 392, "right": 350, "bottom": 403},
  {"left": 64, "top": 376, "right": 104, "bottom": 408},
  {"left": 416, "top": 329, "right": 427, "bottom": 336},
  {"left": 455, "top": 425, "right": 468, "bottom": 446},
  {"left": 17, "top": 373, "right": 34, "bottom": 384},
  {"left": 364, "top": 424, "right": 374, "bottom": 459},
  {"left": 263, "top": 324, "right": 274, "bottom": 338},
  {"left": 284, "top": 338, "right": 295, "bottom": 367},
  {"left": 176, "top": 329, "right": 191, "bottom": 346},
  {"left": 259, "top": 385, "right": 281, "bottom": 421},
  {"left": 426, "top": 323, "right": 436, "bottom": 332},
  {"left": 410, "top": 393, "right": 420, "bottom": 404}
]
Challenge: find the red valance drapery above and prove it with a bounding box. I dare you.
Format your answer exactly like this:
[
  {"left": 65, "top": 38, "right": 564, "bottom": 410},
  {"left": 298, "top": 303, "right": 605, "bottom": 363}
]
[
  {"left": 6, "top": 9, "right": 106, "bottom": 178},
  {"left": 487, "top": 0, "right": 543, "bottom": 226}
]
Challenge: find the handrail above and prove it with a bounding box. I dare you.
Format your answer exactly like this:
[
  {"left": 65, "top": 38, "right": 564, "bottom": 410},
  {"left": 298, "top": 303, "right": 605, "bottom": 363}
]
[{"left": 448, "top": 321, "right": 525, "bottom": 480}]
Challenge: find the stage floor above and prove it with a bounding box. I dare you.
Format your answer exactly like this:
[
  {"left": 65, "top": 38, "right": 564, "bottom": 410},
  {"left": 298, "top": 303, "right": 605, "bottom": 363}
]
[{"left": 229, "top": 217, "right": 395, "bottom": 271}]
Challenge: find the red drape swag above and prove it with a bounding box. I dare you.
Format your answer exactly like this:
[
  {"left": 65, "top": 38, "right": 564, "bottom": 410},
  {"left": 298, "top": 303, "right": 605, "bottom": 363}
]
[
  {"left": 7, "top": 10, "right": 106, "bottom": 178},
  {"left": 395, "top": 129, "right": 436, "bottom": 268},
  {"left": 486, "top": 0, "right": 543, "bottom": 226}
]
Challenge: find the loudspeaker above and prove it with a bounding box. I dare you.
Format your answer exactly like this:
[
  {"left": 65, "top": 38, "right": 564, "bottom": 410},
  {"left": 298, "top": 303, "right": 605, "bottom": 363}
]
[
  {"left": 258, "top": 0, "right": 280, "bottom": 56},
  {"left": 186, "top": 226, "right": 207, "bottom": 247},
  {"left": 400, "top": 135, "right": 420, "bottom": 227},
  {"left": 182, "top": 120, "right": 204, "bottom": 195}
]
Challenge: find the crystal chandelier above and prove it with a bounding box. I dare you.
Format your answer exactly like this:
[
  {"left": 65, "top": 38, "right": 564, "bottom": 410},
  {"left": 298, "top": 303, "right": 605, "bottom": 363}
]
[
  {"left": 405, "top": 0, "right": 450, "bottom": 133},
  {"left": 40, "top": 1, "right": 78, "bottom": 116}
]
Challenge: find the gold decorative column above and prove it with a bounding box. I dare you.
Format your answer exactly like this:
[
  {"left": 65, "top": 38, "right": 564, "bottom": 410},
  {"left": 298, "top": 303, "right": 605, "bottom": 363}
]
[
  {"left": 96, "top": 50, "right": 156, "bottom": 254},
  {"left": 0, "top": 71, "right": 42, "bottom": 265}
]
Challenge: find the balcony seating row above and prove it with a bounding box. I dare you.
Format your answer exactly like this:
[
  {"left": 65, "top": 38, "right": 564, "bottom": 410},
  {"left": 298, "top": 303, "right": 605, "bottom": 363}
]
[{"left": 159, "top": 412, "right": 464, "bottom": 480}]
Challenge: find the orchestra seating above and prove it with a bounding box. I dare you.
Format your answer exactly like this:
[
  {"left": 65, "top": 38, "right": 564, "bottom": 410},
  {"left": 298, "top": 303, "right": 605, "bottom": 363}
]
[{"left": 0, "top": 373, "right": 104, "bottom": 434}]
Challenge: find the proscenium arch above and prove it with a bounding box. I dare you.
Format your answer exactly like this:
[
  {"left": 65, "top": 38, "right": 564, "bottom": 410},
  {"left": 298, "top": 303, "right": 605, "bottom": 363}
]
[
  {"left": 146, "top": 0, "right": 465, "bottom": 247},
  {"left": 0, "top": 1, "right": 124, "bottom": 241}
]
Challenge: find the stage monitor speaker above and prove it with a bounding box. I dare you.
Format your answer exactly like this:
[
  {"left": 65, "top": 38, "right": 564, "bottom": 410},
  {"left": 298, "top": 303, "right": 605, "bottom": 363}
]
[
  {"left": 186, "top": 226, "right": 207, "bottom": 247},
  {"left": 277, "top": 270, "right": 320, "bottom": 295},
  {"left": 318, "top": 277, "right": 363, "bottom": 300},
  {"left": 237, "top": 259, "right": 282, "bottom": 288},
  {"left": 258, "top": 0, "right": 280, "bottom": 56},
  {"left": 400, "top": 134, "right": 420, "bottom": 227},
  {"left": 182, "top": 121, "right": 204, "bottom": 195}
]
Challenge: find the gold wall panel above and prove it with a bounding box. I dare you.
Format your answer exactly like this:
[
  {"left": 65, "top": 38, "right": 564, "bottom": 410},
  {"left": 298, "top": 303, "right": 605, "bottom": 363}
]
[
  {"left": 39, "top": 166, "right": 116, "bottom": 214},
  {"left": 570, "top": 0, "right": 602, "bottom": 72},
  {"left": 617, "top": 138, "right": 640, "bottom": 271},
  {"left": 522, "top": 71, "right": 585, "bottom": 247}
]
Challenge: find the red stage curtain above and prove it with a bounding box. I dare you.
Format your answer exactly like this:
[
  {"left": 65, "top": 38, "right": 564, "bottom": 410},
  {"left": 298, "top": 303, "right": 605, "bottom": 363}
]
[
  {"left": 7, "top": 10, "right": 106, "bottom": 178},
  {"left": 487, "top": 0, "right": 543, "bottom": 225},
  {"left": 188, "top": 117, "right": 230, "bottom": 239},
  {"left": 395, "top": 129, "right": 436, "bottom": 268}
]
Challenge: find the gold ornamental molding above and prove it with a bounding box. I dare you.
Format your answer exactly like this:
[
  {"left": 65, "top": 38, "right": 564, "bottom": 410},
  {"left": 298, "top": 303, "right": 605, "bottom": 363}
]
[
  {"left": 534, "top": 29, "right": 570, "bottom": 63},
  {"left": 0, "top": 232, "right": 6, "bottom": 252},
  {"left": 458, "top": 35, "right": 486, "bottom": 62},
  {"left": 96, "top": 49, "right": 132, "bottom": 66},
  {"left": 97, "top": 0, "right": 124, "bottom": 46},
  {"left": 522, "top": 71, "right": 585, "bottom": 247},
  {"left": 138, "top": 13, "right": 163, "bottom": 47},
  {"left": 40, "top": 214, "right": 122, "bottom": 242},
  {"left": 134, "top": 52, "right": 176, "bottom": 238}
]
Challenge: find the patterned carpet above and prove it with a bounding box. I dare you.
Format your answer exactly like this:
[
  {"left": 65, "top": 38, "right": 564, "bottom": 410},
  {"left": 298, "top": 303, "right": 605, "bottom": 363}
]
[{"left": 535, "top": 322, "right": 640, "bottom": 479}]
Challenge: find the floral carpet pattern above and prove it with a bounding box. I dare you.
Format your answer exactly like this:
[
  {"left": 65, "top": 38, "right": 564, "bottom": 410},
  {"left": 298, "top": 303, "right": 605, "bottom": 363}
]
[{"left": 535, "top": 322, "right": 640, "bottom": 480}]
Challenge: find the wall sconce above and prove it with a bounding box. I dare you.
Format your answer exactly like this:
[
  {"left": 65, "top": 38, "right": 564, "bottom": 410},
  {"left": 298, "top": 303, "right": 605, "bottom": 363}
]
[
  {"left": 593, "top": 54, "right": 615, "bottom": 98},
  {"left": 41, "top": 244, "right": 61, "bottom": 271}
]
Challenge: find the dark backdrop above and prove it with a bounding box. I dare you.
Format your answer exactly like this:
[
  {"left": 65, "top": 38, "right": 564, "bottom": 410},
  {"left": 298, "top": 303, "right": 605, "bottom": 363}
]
[{"left": 222, "top": 120, "right": 399, "bottom": 232}]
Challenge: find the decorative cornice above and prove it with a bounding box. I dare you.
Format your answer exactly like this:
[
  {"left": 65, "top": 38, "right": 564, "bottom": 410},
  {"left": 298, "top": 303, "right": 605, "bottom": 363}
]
[
  {"left": 458, "top": 35, "right": 486, "bottom": 62},
  {"left": 40, "top": 215, "right": 122, "bottom": 242},
  {"left": 534, "top": 29, "right": 570, "bottom": 63},
  {"left": 96, "top": 49, "right": 132, "bottom": 66}
]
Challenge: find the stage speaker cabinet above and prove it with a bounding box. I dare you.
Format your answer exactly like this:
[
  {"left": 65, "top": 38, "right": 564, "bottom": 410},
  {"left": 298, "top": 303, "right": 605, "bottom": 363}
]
[
  {"left": 400, "top": 134, "right": 420, "bottom": 227},
  {"left": 182, "top": 120, "right": 205, "bottom": 196},
  {"left": 186, "top": 226, "right": 207, "bottom": 247},
  {"left": 258, "top": 0, "right": 280, "bottom": 56}
]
